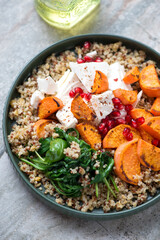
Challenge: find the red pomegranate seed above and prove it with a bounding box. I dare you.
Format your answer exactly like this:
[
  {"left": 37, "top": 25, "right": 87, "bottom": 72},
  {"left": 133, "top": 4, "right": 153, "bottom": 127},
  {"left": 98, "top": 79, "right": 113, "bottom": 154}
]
[
  {"left": 114, "top": 103, "right": 124, "bottom": 110},
  {"left": 152, "top": 139, "right": 159, "bottom": 147},
  {"left": 84, "top": 55, "right": 93, "bottom": 62},
  {"left": 112, "top": 97, "right": 121, "bottom": 105},
  {"left": 123, "top": 127, "right": 131, "bottom": 137},
  {"left": 77, "top": 58, "right": 85, "bottom": 64},
  {"left": 126, "top": 132, "right": 133, "bottom": 141},
  {"left": 83, "top": 41, "right": 91, "bottom": 49},
  {"left": 80, "top": 93, "right": 85, "bottom": 98},
  {"left": 130, "top": 119, "right": 138, "bottom": 128},
  {"left": 114, "top": 78, "right": 118, "bottom": 82},
  {"left": 98, "top": 123, "right": 105, "bottom": 132},
  {"left": 125, "top": 104, "right": 133, "bottom": 113},
  {"left": 116, "top": 118, "right": 126, "bottom": 125},
  {"left": 84, "top": 93, "right": 92, "bottom": 101},
  {"left": 125, "top": 114, "right": 132, "bottom": 124},
  {"left": 110, "top": 110, "right": 121, "bottom": 117},
  {"left": 95, "top": 57, "right": 103, "bottom": 62},
  {"left": 103, "top": 127, "right": 108, "bottom": 136},
  {"left": 69, "top": 90, "right": 76, "bottom": 98},
  {"left": 74, "top": 87, "right": 83, "bottom": 94},
  {"left": 136, "top": 117, "right": 145, "bottom": 125}
]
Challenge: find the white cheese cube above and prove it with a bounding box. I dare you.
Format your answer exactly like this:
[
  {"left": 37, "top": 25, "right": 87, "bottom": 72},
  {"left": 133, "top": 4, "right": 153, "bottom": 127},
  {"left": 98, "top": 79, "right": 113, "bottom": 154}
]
[
  {"left": 56, "top": 99, "right": 78, "bottom": 129},
  {"left": 30, "top": 90, "right": 44, "bottom": 109},
  {"left": 108, "top": 62, "right": 132, "bottom": 91},
  {"left": 90, "top": 90, "right": 114, "bottom": 123},
  {"left": 37, "top": 76, "right": 57, "bottom": 95},
  {"left": 86, "top": 51, "right": 97, "bottom": 58},
  {"left": 69, "top": 62, "right": 109, "bottom": 93}
]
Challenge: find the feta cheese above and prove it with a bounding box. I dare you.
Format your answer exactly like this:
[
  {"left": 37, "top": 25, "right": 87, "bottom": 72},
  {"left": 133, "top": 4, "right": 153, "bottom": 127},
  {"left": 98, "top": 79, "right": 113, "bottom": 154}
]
[
  {"left": 90, "top": 90, "right": 114, "bottom": 123},
  {"left": 56, "top": 99, "right": 78, "bottom": 129},
  {"left": 57, "top": 69, "right": 70, "bottom": 89},
  {"left": 37, "top": 76, "right": 57, "bottom": 94},
  {"left": 108, "top": 62, "right": 132, "bottom": 91},
  {"left": 133, "top": 90, "right": 143, "bottom": 108},
  {"left": 69, "top": 62, "right": 109, "bottom": 92},
  {"left": 86, "top": 51, "right": 97, "bottom": 58},
  {"left": 56, "top": 72, "right": 86, "bottom": 103},
  {"left": 30, "top": 90, "right": 44, "bottom": 109}
]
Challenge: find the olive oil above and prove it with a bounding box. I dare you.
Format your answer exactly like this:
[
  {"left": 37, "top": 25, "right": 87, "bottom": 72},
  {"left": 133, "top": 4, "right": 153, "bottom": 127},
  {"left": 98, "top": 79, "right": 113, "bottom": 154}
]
[{"left": 34, "top": 0, "right": 100, "bottom": 29}]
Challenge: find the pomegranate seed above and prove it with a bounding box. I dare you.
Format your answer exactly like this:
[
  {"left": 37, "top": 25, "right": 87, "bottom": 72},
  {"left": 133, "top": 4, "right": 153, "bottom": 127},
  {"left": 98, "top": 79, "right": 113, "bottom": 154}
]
[
  {"left": 125, "top": 104, "right": 133, "bottom": 113},
  {"left": 136, "top": 117, "right": 145, "bottom": 125},
  {"left": 69, "top": 90, "right": 76, "bottom": 98},
  {"left": 103, "top": 127, "right": 108, "bottom": 135},
  {"left": 125, "top": 114, "right": 132, "bottom": 124},
  {"left": 130, "top": 119, "right": 138, "bottom": 128},
  {"left": 83, "top": 41, "right": 91, "bottom": 49},
  {"left": 106, "top": 119, "right": 115, "bottom": 130},
  {"left": 110, "top": 110, "right": 121, "bottom": 118},
  {"left": 95, "top": 57, "right": 103, "bottom": 62},
  {"left": 123, "top": 127, "right": 131, "bottom": 137},
  {"left": 112, "top": 97, "right": 121, "bottom": 105},
  {"left": 98, "top": 123, "right": 105, "bottom": 132},
  {"left": 74, "top": 87, "right": 83, "bottom": 94},
  {"left": 101, "top": 116, "right": 110, "bottom": 124},
  {"left": 126, "top": 132, "right": 133, "bottom": 141},
  {"left": 77, "top": 58, "right": 85, "bottom": 64},
  {"left": 114, "top": 103, "right": 124, "bottom": 110},
  {"left": 114, "top": 78, "right": 118, "bottom": 82},
  {"left": 84, "top": 93, "right": 92, "bottom": 101},
  {"left": 116, "top": 118, "right": 126, "bottom": 125},
  {"left": 80, "top": 93, "right": 85, "bottom": 98},
  {"left": 84, "top": 55, "right": 93, "bottom": 62},
  {"left": 152, "top": 139, "right": 159, "bottom": 147}
]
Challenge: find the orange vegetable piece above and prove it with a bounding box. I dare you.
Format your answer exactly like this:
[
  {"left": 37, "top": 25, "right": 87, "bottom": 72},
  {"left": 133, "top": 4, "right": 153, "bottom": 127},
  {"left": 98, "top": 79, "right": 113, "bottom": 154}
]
[
  {"left": 91, "top": 70, "right": 109, "bottom": 94},
  {"left": 141, "top": 116, "right": 160, "bottom": 140},
  {"left": 138, "top": 128, "right": 154, "bottom": 144},
  {"left": 139, "top": 65, "right": 160, "bottom": 97},
  {"left": 76, "top": 122, "right": 101, "bottom": 150},
  {"left": 34, "top": 119, "right": 52, "bottom": 138},
  {"left": 114, "top": 139, "right": 141, "bottom": 185},
  {"left": 113, "top": 89, "right": 137, "bottom": 105},
  {"left": 38, "top": 97, "right": 63, "bottom": 119},
  {"left": 150, "top": 97, "right": 160, "bottom": 116},
  {"left": 137, "top": 139, "right": 160, "bottom": 171},
  {"left": 103, "top": 124, "right": 141, "bottom": 148},
  {"left": 71, "top": 93, "right": 96, "bottom": 121},
  {"left": 123, "top": 66, "right": 140, "bottom": 84}
]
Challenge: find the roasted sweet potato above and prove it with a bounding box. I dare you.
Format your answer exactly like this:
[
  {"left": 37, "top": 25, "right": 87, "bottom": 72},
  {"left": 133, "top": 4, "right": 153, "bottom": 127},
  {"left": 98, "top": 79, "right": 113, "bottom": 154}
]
[
  {"left": 138, "top": 128, "right": 154, "bottom": 144},
  {"left": 91, "top": 70, "right": 108, "bottom": 94},
  {"left": 114, "top": 139, "right": 141, "bottom": 185},
  {"left": 139, "top": 65, "right": 160, "bottom": 97},
  {"left": 34, "top": 119, "right": 52, "bottom": 138},
  {"left": 38, "top": 97, "right": 63, "bottom": 119},
  {"left": 123, "top": 66, "right": 140, "bottom": 84},
  {"left": 137, "top": 139, "right": 160, "bottom": 171},
  {"left": 141, "top": 116, "right": 160, "bottom": 140},
  {"left": 150, "top": 97, "right": 160, "bottom": 116},
  {"left": 103, "top": 124, "right": 141, "bottom": 148},
  {"left": 76, "top": 122, "right": 101, "bottom": 150},
  {"left": 71, "top": 93, "right": 96, "bottom": 121},
  {"left": 113, "top": 89, "right": 137, "bottom": 105}
]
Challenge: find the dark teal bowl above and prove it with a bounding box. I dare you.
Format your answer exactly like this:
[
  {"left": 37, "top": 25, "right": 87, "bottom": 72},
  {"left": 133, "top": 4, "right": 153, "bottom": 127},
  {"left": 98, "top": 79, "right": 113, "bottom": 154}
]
[{"left": 3, "top": 34, "right": 160, "bottom": 220}]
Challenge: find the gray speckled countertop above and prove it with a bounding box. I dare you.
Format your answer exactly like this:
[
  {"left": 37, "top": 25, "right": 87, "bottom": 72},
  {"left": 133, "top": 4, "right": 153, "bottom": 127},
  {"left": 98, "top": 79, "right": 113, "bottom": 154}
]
[{"left": 0, "top": 0, "right": 160, "bottom": 239}]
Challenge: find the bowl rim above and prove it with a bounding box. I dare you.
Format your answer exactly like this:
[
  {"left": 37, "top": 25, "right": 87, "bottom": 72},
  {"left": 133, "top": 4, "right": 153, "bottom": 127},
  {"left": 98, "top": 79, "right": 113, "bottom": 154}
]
[{"left": 3, "top": 34, "right": 160, "bottom": 220}]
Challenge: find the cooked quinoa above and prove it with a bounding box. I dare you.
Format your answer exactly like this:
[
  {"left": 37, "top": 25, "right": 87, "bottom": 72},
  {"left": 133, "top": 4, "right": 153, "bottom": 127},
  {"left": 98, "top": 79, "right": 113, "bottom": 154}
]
[{"left": 8, "top": 41, "right": 160, "bottom": 212}]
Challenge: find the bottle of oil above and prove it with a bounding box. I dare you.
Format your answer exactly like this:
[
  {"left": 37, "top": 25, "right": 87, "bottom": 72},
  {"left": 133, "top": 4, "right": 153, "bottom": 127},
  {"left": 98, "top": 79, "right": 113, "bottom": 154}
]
[{"left": 34, "top": 0, "right": 100, "bottom": 29}]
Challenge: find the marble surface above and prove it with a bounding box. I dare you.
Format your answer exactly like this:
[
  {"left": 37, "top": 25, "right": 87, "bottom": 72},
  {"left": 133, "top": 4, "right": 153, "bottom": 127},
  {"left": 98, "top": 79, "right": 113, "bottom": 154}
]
[{"left": 0, "top": 0, "right": 160, "bottom": 239}]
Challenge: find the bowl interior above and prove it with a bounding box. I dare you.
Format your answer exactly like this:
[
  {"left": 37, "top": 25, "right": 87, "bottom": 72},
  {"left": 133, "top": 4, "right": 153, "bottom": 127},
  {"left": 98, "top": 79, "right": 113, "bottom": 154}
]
[{"left": 3, "top": 34, "right": 160, "bottom": 220}]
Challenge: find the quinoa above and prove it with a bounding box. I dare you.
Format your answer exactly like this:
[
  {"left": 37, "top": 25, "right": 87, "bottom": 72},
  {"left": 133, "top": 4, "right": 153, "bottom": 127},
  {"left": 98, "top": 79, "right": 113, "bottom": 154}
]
[{"left": 8, "top": 41, "right": 160, "bottom": 213}]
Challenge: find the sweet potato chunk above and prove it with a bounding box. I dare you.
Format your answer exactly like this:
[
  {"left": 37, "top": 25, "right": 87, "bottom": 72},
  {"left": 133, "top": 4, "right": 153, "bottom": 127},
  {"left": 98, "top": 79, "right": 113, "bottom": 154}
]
[
  {"left": 114, "top": 139, "right": 141, "bottom": 185},
  {"left": 141, "top": 116, "right": 160, "bottom": 140},
  {"left": 123, "top": 66, "right": 140, "bottom": 84},
  {"left": 34, "top": 119, "right": 52, "bottom": 138},
  {"left": 71, "top": 93, "right": 96, "bottom": 121},
  {"left": 91, "top": 70, "right": 109, "bottom": 94},
  {"left": 38, "top": 97, "right": 63, "bottom": 119},
  {"left": 139, "top": 65, "right": 160, "bottom": 97},
  {"left": 150, "top": 97, "right": 160, "bottom": 116},
  {"left": 113, "top": 89, "right": 137, "bottom": 105},
  {"left": 138, "top": 128, "right": 154, "bottom": 144},
  {"left": 103, "top": 124, "right": 141, "bottom": 148},
  {"left": 76, "top": 122, "right": 101, "bottom": 150},
  {"left": 137, "top": 139, "right": 160, "bottom": 171}
]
